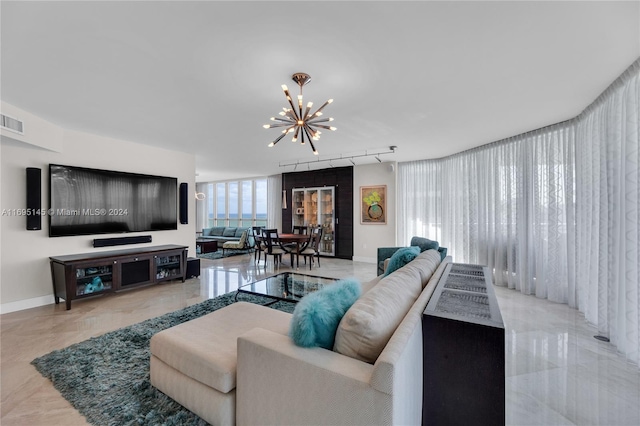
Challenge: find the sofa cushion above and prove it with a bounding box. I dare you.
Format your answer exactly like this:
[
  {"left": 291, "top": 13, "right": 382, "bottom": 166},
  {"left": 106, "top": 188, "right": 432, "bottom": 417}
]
[
  {"left": 334, "top": 249, "right": 441, "bottom": 363},
  {"left": 234, "top": 227, "right": 248, "bottom": 238},
  {"left": 222, "top": 227, "right": 237, "bottom": 237},
  {"left": 209, "top": 226, "right": 226, "bottom": 236},
  {"left": 384, "top": 246, "right": 420, "bottom": 276},
  {"left": 289, "top": 278, "right": 361, "bottom": 349},
  {"left": 150, "top": 302, "right": 291, "bottom": 394},
  {"left": 410, "top": 236, "right": 439, "bottom": 252}
]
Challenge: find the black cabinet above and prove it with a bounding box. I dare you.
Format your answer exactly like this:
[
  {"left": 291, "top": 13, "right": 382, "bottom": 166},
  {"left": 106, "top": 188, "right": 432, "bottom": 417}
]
[
  {"left": 50, "top": 244, "right": 187, "bottom": 310},
  {"left": 282, "top": 166, "right": 353, "bottom": 259},
  {"left": 422, "top": 263, "right": 505, "bottom": 426}
]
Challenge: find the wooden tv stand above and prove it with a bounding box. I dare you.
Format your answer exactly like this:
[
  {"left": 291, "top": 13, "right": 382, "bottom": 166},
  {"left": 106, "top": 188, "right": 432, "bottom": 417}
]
[{"left": 50, "top": 244, "right": 188, "bottom": 310}]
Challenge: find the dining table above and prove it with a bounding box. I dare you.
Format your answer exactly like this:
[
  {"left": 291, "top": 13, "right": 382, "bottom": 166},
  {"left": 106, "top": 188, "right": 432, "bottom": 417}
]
[{"left": 257, "top": 233, "right": 311, "bottom": 268}]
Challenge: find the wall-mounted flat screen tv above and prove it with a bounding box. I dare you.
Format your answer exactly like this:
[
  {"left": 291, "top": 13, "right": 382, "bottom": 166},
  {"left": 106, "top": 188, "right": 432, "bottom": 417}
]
[{"left": 49, "top": 164, "right": 177, "bottom": 237}]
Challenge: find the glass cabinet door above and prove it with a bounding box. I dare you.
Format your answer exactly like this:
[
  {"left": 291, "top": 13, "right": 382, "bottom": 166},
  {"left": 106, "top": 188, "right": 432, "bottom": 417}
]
[
  {"left": 292, "top": 189, "right": 305, "bottom": 227},
  {"left": 75, "top": 262, "right": 113, "bottom": 296},
  {"left": 291, "top": 186, "right": 335, "bottom": 256},
  {"left": 318, "top": 187, "right": 335, "bottom": 255}
]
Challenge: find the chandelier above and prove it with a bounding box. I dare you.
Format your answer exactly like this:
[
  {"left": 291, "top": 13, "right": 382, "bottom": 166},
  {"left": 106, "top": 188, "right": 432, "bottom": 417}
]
[{"left": 264, "top": 72, "right": 336, "bottom": 155}]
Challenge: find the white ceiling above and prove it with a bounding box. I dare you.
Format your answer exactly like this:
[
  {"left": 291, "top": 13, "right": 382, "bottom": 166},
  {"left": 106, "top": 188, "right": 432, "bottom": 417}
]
[{"left": 2, "top": 1, "right": 639, "bottom": 181}]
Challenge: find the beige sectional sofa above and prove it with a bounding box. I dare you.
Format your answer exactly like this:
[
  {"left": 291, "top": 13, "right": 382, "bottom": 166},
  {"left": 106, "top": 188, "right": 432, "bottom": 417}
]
[{"left": 150, "top": 249, "right": 451, "bottom": 425}]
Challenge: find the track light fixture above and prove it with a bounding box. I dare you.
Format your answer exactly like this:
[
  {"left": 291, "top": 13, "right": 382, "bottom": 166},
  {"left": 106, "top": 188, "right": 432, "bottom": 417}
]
[
  {"left": 279, "top": 146, "right": 397, "bottom": 169},
  {"left": 264, "top": 73, "right": 336, "bottom": 156}
]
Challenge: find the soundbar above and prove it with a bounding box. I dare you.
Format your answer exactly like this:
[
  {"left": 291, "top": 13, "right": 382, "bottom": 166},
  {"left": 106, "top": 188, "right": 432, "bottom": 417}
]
[{"left": 93, "top": 235, "right": 152, "bottom": 248}]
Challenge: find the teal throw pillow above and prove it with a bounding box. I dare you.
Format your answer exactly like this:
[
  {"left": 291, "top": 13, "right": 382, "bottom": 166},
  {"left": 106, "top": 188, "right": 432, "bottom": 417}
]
[
  {"left": 289, "top": 278, "right": 361, "bottom": 349},
  {"left": 384, "top": 246, "right": 421, "bottom": 276}
]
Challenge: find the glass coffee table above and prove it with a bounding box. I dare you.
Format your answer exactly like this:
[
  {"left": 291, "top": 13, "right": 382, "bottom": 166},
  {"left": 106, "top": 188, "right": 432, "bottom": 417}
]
[{"left": 235, "top": 272, "right": 337, "bottom": 304}]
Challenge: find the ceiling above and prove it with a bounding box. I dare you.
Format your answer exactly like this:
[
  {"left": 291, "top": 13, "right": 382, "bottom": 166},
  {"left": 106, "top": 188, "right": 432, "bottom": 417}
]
[{"left": 2, "top": 1, "right": 639, "bottom": 182}]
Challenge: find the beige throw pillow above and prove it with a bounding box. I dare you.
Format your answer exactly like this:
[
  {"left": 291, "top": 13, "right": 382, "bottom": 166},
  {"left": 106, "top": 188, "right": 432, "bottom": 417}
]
[{"left": 333, "top": 249, "right": 441, "bottom": 363}]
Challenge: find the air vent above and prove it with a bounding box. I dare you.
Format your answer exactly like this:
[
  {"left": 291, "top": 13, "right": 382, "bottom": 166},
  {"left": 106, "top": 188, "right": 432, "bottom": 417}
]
[{"left": 1, "top": 113, "right": 24, "bottom": 135}]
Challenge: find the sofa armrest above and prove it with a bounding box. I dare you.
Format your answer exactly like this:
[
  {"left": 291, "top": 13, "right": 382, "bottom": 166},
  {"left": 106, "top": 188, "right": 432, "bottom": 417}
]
[
  {"left": 377, "top": 246, "right": 403, "bottom": 275},
  {"left": 237, "top": 328, "right": 391, "bottom": 425}
]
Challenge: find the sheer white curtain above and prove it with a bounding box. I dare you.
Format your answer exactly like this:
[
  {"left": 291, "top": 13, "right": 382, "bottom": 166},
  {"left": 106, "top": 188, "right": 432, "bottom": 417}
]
[
  {"left": 266, "top": 174, "right": 282, "bottom": 230},
  {"left": 399, "top": 59, "right": 639, "bottom": 365},
  {"left": 575, "top": 61, "right": 639, "bottom": 364}
]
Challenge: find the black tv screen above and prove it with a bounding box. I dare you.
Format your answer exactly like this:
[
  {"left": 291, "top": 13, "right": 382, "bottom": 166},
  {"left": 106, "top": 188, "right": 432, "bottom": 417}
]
[{"left": 49, "top": 164, "right": 178, "bottom": 237}]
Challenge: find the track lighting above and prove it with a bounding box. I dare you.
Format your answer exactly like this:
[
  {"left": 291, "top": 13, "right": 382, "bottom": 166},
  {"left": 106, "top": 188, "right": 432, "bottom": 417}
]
[{"left": 279, "top": 146, "right": 397, "bottom": 169}]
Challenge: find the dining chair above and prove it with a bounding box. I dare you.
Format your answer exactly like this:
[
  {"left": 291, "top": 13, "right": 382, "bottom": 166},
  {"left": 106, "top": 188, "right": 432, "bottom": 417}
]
[
  {"left": 292, "top": 225, "right": 308, "bottom": 235},
  {"left": 262, "top": 228, "right": 285, "bottom": 266},
  {"left": 299, "top": 225, "right": 323, "bottom": 269},
  {"left": 251, "top": 226, "right": 264, "bottom": 262}
]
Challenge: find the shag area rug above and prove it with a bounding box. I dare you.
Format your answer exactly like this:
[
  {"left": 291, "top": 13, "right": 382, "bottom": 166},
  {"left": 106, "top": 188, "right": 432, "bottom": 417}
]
[
  {"left": 31, "top": 292, "right": 295, "bottom": 425},
  {"left": 196, "top": 248, "right": 253, "bottom": 260}
]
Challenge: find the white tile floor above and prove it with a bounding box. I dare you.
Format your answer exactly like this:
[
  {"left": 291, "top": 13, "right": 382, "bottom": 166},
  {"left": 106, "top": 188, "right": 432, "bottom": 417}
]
[{"left": 496, "top": 286, "right": 640, "bottom": 425}]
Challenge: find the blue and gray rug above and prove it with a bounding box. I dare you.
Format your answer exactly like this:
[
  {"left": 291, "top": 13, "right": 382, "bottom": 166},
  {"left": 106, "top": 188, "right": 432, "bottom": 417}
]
[{"left": 31, "top": 292, "right": 294, "bottom": 425}]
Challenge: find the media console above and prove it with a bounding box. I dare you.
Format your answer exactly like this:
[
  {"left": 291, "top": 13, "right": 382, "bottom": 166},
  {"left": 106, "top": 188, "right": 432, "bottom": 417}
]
[{"left": 50, "top": 244, "right": 188, "bottom": 310}]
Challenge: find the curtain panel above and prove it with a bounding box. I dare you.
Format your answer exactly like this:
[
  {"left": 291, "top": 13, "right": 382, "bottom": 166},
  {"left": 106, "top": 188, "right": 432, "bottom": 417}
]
[
  {"left": 398, "top": 59, "right": 639, "bottom": 365},
  {"left": 266, "top": 174, "right": 282, "bottom": 230}
]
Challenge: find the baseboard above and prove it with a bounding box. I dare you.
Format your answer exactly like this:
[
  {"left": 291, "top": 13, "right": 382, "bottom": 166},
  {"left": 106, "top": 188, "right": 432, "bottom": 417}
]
[
  {"left": 352, "top": 256, "right": 377, "bottom": 264},
  {"left": 0, "top": 294, "right": 55, "bottom": 314}
]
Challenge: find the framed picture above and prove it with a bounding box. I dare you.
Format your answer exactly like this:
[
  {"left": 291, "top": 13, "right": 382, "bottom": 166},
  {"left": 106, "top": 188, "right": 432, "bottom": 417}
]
[{"left": 360, "top": 185, "right": 387, "bottom": 224}]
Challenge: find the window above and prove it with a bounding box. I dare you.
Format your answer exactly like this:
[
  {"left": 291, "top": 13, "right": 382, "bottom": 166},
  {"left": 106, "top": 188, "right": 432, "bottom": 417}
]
[{"left": 199, "top": 178, "right": 268, "bottom": 230}]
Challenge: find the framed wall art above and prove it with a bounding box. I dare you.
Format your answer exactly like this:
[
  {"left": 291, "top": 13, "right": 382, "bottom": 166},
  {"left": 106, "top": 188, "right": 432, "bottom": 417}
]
[{"left": 360, "top": 185, "right": 386, "bottom": 224}]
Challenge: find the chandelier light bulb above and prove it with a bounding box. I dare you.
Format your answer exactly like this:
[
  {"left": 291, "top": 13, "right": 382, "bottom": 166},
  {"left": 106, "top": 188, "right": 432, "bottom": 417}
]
[
  {"left": 263, "top": 124, "right": 270, "bottom": 129},
  {"left": 329, "top": 117, "right": 334, "bottom": 121},
  {"left": 268, "top": 142, "right": 275, "bottom": 147},
  {"left": 313, "top": 150, "right": 319, "bottom": 155},
  {"left": 330, "top": 127, "right": 337, "bottom": 131},
  {"left": 281, "top": 84, "right": 288, "bottom": 91}
]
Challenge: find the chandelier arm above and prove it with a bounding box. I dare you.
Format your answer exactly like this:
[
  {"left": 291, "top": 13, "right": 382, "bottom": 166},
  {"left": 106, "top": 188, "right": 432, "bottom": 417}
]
[
  {"left": 284, "top": 92, "right": 300, "bottom": 121},
  {"left": 308, "top": 138, "right": 318, "bottom": 155},
  {"left": 303, "top": 102, "right": 312, "bottom": 121},
  {"left": 306, "top": 117, "right": 332, "bottom": 124},
  {"left": 300, "top": 127, "right": 305, "bottom": 145},
  {"left": 266, "top": 122, "right": 294, "bottom": 128},
  {"left": 297, "top": 95, "right": 304, "bottom": 120},
  {"left": 284, "top": 109, "right": 298, "bottom": 121},
  {"left": 272, "top": 117, "right": 295, "bottom": 123},
  {"left": 305, "top": 124, "right": 319, "bottom": 140},
  {"left": 268, "top": 132, "right": 288, "bottom": 147},
  {"left": 292, "top": 126, "right": 300, "bottom": 142},
  {"left": 310, "top": 99, "right": 333, "bottom": 118},
  {"left": 303, "top": 125, "right": 316, "bottom": 144},
  {"left": 310, "top": 124, "right": 336, "bottom": 131}
]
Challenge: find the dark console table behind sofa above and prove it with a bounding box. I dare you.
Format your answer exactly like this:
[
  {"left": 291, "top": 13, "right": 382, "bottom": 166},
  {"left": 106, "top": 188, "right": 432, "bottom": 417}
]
[
  {"left": 50, "top": 244, "right": 187, "bottom": 310},
  {"left": 422, "top": 263, "right": 505, "bottom": 426}
]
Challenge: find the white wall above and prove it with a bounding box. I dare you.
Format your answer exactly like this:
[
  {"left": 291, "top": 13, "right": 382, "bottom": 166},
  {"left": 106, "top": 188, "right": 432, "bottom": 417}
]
[
  {"left": 0, "top": 103, "right": 196, "bottom": 313},
  {"left": 352, "top": 162, "right": 397, "bottom": 263}
]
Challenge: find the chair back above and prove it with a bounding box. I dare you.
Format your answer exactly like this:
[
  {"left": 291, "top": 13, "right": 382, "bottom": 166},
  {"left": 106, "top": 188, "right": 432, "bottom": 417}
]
[
  {"left": 262, "top": 228, "right": 280, "bottom": 254},
  {"left": 251, "top": 226, "right": 263, "bottom": 248},
  {"left": 311, "top": 225, "right": 323, "bottom": 252},
  {"left": 292, "top": 225, "right": 308, "bottom": 235}
]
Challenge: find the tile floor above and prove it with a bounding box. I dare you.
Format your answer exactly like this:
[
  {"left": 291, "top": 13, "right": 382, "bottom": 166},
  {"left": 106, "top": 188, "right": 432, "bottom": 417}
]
[{"left": 1, "top": 253, "right": 638, "bottom": 425}]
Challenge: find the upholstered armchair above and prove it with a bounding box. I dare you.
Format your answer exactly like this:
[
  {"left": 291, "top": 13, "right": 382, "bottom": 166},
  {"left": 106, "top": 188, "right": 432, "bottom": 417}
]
[{"left": 221, "top": 231, "right": 248, "bottom": 256}]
